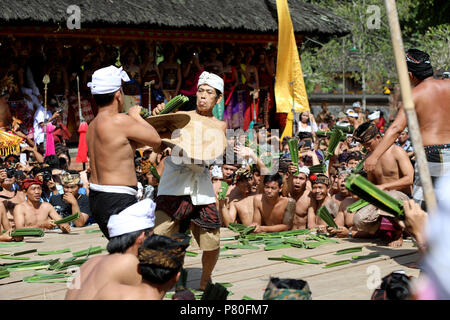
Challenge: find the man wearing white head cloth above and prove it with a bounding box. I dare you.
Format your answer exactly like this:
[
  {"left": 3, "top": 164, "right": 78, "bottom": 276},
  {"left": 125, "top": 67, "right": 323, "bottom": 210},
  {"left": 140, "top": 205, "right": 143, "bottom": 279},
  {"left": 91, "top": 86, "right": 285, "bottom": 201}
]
[
  {"left": 151, "top": 71, "right": 227, "bottom": 290},
  {"left": 86, "top": 65, "right": 161, "bottom": 239},
  {"left": 286, "top": 164, "right": 312, "bottom": 230},
  {"left": 65, "top": 199, "right": 156, "bottom": 300}
]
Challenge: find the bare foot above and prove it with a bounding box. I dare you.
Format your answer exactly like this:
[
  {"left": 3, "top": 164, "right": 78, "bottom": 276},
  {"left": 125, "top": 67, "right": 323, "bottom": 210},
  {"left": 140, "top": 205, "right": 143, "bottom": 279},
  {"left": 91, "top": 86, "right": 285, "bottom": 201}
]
[{"left": 387, "top": 230, "right": 403, "bottom": 247}]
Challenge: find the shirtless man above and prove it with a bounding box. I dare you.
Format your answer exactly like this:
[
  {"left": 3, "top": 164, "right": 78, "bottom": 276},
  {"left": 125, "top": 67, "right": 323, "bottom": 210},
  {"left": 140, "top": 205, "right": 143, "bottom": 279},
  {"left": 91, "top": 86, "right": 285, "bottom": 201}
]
[
  {"left": 286, "top": 165, "right": 311, "bottom": 230},
  {"left": 127, "top": 233, "right": 189, "bottom": 300},
  {"left": 0, "top": 87, "right": 12, "bottom": 130},
  {"left": 221, "top": 162, "right": 238, "bottom": 194},
  {"left": 86, "top": 65, "right": 161, "bottom": 239},
  {"left": 331, "top": 170, "right": 352, "bottom": 206},
  {"left": 219, "top": 167, "right": 255, "bottom": 226},
  {"left": 0, "top": 202, "right": 22, "bottom": 241},
  {"left": 0, "top": 169, "right": 25, "bottom": 228},
  {"left": 352, "top": 101, "right": 366, "bottom": 123},
  {"left": 346, "top": 109, "right": 364, "bottom": 129},
  {"left": 65, "top": 199, "right": 156, "bottom": 300},
  {"left": 307, "top": 174, "right": 338, "bottom": 230},
  {"left": 364, "top": 49, "right": 450, "bottom": 207},
  {"left": 354, "top": 122, "right": 414, "bottom": 196},
  {"left": 252, "top": 173, "right": 295, "bottom": 233},
  {"left": 13, "top": 179, "right": 70, "bottom": 233}
]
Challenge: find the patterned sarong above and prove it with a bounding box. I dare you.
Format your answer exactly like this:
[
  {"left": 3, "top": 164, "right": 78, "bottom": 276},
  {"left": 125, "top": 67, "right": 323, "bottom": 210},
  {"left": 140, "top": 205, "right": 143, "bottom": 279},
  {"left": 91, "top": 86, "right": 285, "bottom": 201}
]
[
  {"left": 155, "top": 195, "right": 221, "bottom": 233},
  {"left": 413, "top": 144, "right": 450, "bottom": 206}
]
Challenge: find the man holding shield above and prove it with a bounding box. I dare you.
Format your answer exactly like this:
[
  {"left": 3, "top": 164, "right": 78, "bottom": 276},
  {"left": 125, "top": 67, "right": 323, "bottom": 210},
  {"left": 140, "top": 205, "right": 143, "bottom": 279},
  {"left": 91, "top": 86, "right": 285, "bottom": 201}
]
[{"left": 150, "top": 71, "right": 227, "bottom": 290}]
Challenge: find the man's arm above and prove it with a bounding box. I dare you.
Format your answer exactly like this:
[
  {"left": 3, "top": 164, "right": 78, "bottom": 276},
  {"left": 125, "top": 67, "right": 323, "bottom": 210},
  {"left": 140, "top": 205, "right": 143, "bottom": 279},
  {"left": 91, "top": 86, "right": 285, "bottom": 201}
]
[
  {"left": 365, "top": 108, "right": 407, "bottom": 172},
  {"left": 218, "top": 198, "right": 234, "bottom": 227},
  {"left": 122, "top": 106, "right": 161, "bottom": 150},
  {"left": 63, "top": 193, "right": 90, "bottom": 227},
  {"left": 251, "top": 196, "right": 262, "bottom": 227},
  {"left": 335, "top": 202, "right": 346, "bottom": 227},
  {"left": 13, "top": 204, "right": 27, "bottom": 229},
  {"left": 306, "top": 202, "right": 317, "bottom": 229},
  {"left": 0, "top": 203, "right": 11, "bottom": 231},
  {"left": 47, "top": 204, "right": 70, "bottom": 233}
]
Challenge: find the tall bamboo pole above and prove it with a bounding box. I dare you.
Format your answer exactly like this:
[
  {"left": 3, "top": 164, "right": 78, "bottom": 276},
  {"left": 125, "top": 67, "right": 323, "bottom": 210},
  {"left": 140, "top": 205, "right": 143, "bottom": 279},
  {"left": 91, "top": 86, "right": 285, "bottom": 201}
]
[{"left": 384, "top": 0, "right": 437, "bottom": 213}]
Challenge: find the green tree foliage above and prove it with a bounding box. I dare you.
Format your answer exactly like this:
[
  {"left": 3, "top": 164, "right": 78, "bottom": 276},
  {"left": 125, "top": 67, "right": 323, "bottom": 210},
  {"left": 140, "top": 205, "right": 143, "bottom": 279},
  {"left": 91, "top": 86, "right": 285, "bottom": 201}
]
[{"left": 299, "top": 0, "right": 449, "bottom": 95}]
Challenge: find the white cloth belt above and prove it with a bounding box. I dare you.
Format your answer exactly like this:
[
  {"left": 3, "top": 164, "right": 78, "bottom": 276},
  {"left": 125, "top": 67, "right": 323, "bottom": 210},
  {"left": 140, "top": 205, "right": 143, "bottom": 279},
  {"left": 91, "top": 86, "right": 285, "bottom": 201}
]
[{"left": 89, "top": 183, "right": 138, "bottom": 197}]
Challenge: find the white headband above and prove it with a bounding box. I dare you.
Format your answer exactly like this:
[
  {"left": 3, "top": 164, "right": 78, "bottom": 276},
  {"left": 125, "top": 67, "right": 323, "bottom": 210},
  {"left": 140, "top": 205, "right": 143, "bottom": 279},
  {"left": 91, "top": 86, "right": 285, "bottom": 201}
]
[
  {"left": 298, "top": 166, "right": 310, "bottom": 177},
  {"left": 368, "top": 111, "right": 380, "bottom": 120},
  {"left": 107, "top": 199, "right": 156, "bottom": 238},
  {"left": 87, "top": 65, "right": 130, "bottom": 95},
  {"left": 211, "top": 165, "right": 223, "bottom": 179},
  {"left": 198, "top": 71, "right": 224, "bottom": 94},
  {"left": 346, "top": 109, "right": 358, "bottom": 118}
]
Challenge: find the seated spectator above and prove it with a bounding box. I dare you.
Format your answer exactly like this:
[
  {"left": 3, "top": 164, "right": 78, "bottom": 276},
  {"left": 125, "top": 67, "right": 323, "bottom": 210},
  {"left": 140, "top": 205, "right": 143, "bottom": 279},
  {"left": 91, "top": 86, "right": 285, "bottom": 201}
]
[
  {"left": 346, "top": 151, "right": 363, "bottom": 169},
  {"left": 210, "top": 165, "right": 223, "bottom": 198},
  {"left": 0, "top": 201, "right": 22, "bottom": 242},
  {"left": 307, "top": 174, "right": 339, "bottom": 231},
  {"left": 286, "top": 165, "right": 311, "bottom": 230},
  {"left": 251, "top": 173, "right": 295, "bottom": 233},
  {"left": 35, "top": 167, "right": 62, "bottom": 201},
  {"left": 219, "top": 167, "right": 255, "bottom": 226},
  {"left": 0, "top": 167, "right": 26, "bottom": 228},
  {"left": 50, "top": 171, "right": 93, "bottom": 227},
  {"left": 13, "top": 178, "right": 70, "bottom": 233}
]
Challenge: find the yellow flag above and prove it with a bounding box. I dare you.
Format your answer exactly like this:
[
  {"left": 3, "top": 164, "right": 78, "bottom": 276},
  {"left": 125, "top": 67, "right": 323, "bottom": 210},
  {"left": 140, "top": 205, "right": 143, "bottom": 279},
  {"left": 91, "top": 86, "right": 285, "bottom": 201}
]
[{"left": 275, "top": 0, "right": 310, "bottom": 117}]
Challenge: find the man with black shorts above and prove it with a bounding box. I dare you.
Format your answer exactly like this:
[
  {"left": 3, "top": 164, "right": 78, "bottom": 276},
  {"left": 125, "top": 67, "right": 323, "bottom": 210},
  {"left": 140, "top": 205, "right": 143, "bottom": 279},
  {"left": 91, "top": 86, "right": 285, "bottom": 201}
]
[{"left": 86, "top": 65, "right": 161, "bottom": 238}]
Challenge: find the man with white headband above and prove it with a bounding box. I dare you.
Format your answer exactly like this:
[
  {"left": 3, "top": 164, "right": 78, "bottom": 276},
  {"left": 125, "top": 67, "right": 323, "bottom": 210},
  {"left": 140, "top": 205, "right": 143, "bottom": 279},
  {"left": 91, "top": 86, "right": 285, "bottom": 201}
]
[
  {"left": 65, "top": 199, "right": 156, "bottom": 299},
  {"left": 86, "top": 65, "right": 161, "bottom": 239},
  {"left": 346, "top": 108, "right": 363, "bottom": 128},
  {"left": 151, "top": 71, "right": 227, "bottom": 290},
  {"left": 286, "top": 164, "right": 311, "bottom": 230}
]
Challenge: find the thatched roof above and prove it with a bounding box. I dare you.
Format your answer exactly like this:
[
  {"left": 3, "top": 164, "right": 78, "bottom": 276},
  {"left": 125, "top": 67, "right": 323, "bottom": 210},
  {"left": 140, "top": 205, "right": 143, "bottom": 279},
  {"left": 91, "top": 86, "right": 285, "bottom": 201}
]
[{"left": 1, "top": 0, "right": 350, "bottom": 36}]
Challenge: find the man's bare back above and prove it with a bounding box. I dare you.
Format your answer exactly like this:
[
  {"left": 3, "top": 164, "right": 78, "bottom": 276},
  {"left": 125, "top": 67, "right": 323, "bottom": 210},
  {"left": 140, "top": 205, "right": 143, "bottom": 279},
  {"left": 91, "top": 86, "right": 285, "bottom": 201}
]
[
  {"left": 1, "top": 191, "right": 25, "bottom": 228},
  {"left": 65, "top": 253, "right": 141, "bottom": 300},
  {"left": 412, "top": 78, "right": 450, "bottom": 146},
  {"left": 87, "top": 113, "right": 139, "bottom": 186},
  {"left": 87, "top": 105, "right": 161, "bottom": 186}
]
